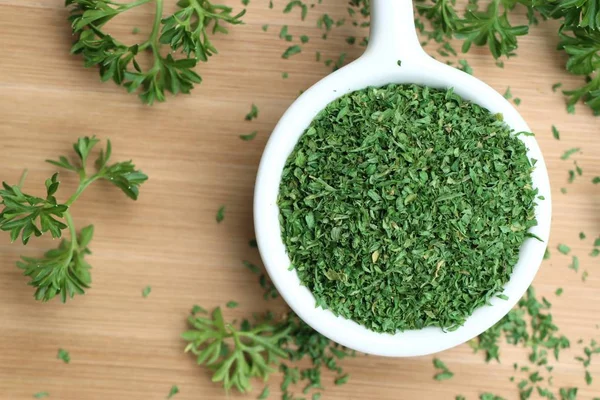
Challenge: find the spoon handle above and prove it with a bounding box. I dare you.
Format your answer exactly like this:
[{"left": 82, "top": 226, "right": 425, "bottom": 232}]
[{"left": 364, "top": 0, "right": 426, "bottom": 63}]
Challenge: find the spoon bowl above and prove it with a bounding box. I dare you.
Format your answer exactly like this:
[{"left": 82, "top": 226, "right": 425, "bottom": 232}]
[{"left": 254, "top": 0, "right": 551, "bottom": 357}]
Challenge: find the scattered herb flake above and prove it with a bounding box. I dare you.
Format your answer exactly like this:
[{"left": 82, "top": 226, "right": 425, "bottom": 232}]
[
  {"left": 579, "top": 232, "right": 586, "bottom": 240},
  {"left": 33, "top": 394, "right": 49, "bottom": 399},
  {"left": 504, "top": 86, "right": 512, "bottom": 99},
  {"left": 514, "top": 97, "right": 521, "bottom": 105},
  {"left": 561, "top": 148, "right": 581, "bottom": 160},
  {"left": 167, "top": 385, "right": 179, "bottom": 399},
  {"left": 240, "top": 131, "right": 258, "bottom": 141},
  {"left": 555, "top": 288, "right": 563, "bottom": 296},
  {"left": 282, "top": 72, "right": 289, "bottom": 79},
  {"left": 552, "top": 125, "right": 560, "bottom": 140},
  {"left": 281, "top": 44, "right": 302, "bottom": 59},
  {"left": 243, "top": 260, "right": 261, "bottom": 275},
  {"left": 245, "top": 104, "right": 259, "bottom": 121},
  {"left": 569, "top": 256, "right": 579, "bottom": 272},
  {"left": 557, "top": 244, "right": 571, "bottom": 255},
  {"left": 142, "top": 285, "right": 152, "bottom": 298},
  {"left": 300, "top": 35, "right": 309, "bottom": 44},
  {"left": 262, "top": 24, "right": 269, "bottom": 32},
  {"left": 226, "top": 301, "right": 239, "bottom": 308},
  {"left": 593, "top": 176, "right": 600, "bottom": 184},
  {"left": 57, "top": 348, "right": 70, "bottom": 364},
  {"left": 552, "top": 83, "right": 562, "bottom": 92},
  {"left": 334, "top": 374, "right": 349, "bottom": 385},
  {"left": 216, "top": 205, "right": 225, "bottom": 223}
]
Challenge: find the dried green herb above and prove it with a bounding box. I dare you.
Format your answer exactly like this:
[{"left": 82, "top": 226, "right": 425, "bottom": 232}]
[
  {"left": 280, "top": 25, "right": 293, "bottom": 41},
  {"left": 216, "top": 206, "right": 225, "bottom": 223},
  {"left": 552, "top": 83, "right": 562, "bottom": 92},
  {"left": 282, "top": 72, "right": 289, "bottom": 79},
  {"left": 245, "top": 104, "right": 259, "bottom": 121},
  {"left": 262, "top": 24, "right": 269, "bottom": 32},
  {"left": 300, "top": 35, "right": 309, "bottom": 44},
  {"left": 480, "top": 393, "right": 505, "bottom": 400},
  {"left": 57, "top": 348, "right": 70, "bottom": 364},
  {"left": 504, "top": 86, "right": 512, "bottom": 99},
  {"left": 240, "top": 131, "right": 258, "bottom": 141},
  {"left": 561, "top": 148, "right": 581, "bottom": 160},
  {"left": 282, "top": 45, "right": 302, "bottom": 59},
  {"left": 433, "top": 358, "right": 454, "bottom": 381},
  {"left": 278, "top": 84, "right": 538, "bottom": 333},
  {"left": 593, "top": 177, "right": 600, "bottom": 184},
  {"left": 514, "top": 98, "right": 521, "bottom": 106},
  {"left": 557, "top": 244, "right": 571, "bottom": 255},
  {"left": 33, "top": 393, "right": 49, "bottom": 399},
  {"left": 167, "top": 385, "right": 179, "bottom": 398},
  {"left": 142, "top": 286, "right": 152, "bottom": 298},
  {"left": 226, "top": 301, "right": 239, "bottom": 308},
  {"left": 284, "top": 0, "right": 308, "bottom": 20},
  {"left": 552, "top": 125, "right": 560, "bottom": 140}
]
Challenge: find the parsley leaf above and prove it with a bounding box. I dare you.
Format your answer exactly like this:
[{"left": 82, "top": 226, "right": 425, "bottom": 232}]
[{"left": 455, "top": 0, "right": 528, "bottom": 59}]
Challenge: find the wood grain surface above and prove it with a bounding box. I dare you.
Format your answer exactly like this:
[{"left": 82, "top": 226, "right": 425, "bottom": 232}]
[{"left": 0, "top": 1, "right": 599, "bottom": 399}]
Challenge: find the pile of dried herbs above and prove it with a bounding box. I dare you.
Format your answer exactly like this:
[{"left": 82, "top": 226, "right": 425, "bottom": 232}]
[{"left": 278, "top": 83, "right": 539, "bottom": 333}]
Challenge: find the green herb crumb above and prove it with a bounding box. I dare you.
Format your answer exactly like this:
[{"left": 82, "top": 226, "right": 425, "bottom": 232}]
[
  {"left": 142, "top": 286, "right": 152, "bottom": 298},
  {"left": 226, "top": 301, "right": 239, "bottom": 308},
  {"left": 57, "top": 348, "right": 70, "bottom": 364},
  {"left": 216, "top": 206, "right": 225, "bottom": 223},
  {"left": 245, "top": 104, "right": 259, "bottom": 121},
  {"left": 557, "top": 244, "right": 571, "bottom": 255},
  {"left": 561, "top": 148, "right": 581, "bottom": 160},
  {"left": 282, "top": 45, "right": 302, "bottom": 59},
  {"left": 167, "top": 385, "right": 179, "bottom": 399},
  {"left": 240, "top": 131, "right": 258, "bottom": 141}
]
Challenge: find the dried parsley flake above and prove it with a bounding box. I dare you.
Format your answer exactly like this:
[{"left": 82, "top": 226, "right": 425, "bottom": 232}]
[{"left": 278, "top": 84, "right": 538, "bottom": 333}]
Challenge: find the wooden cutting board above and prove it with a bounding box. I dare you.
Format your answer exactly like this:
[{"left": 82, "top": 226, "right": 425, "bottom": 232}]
[{"left": 0, "top": 1, "right": 598, "bottom": 399}]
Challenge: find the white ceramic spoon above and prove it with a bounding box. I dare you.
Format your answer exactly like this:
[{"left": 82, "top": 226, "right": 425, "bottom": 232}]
[{"left": 254, "top": 0, "right": 551, "bottom": 357}]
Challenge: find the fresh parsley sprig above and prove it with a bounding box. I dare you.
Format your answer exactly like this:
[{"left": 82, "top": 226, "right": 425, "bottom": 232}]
[
  {"left": 0, "top": 136, "right": 147, "bottom": 302},
  {"left": 182, "top": 307, "right": 291, "bottom": 393},
  {"left": 455, "top": 0, "right": 529, "bottom": 59},
  {"left": 66, "top": 0, "right": 245, "bottom": 105},
  {"left": 416, "top": 0, "right": 600, "bottom": 115}
]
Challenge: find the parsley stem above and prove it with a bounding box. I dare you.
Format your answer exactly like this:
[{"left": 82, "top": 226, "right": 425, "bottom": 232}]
[
  {"left": 65, "top": 175, "right": 101, "bottom": 207},
  {"left": 17, "top": 169, "right": 28, "bottom": 188},
  {"left": 64, "top": 211, "right": 78, "bottom": 252}
]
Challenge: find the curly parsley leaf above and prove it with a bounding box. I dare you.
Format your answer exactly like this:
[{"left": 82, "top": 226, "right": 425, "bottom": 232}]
[
  {"left": 455, "top": 0, "right": 529, "bottom": 59},
  {"left": 66, "top": 0, "right": 244, "bottom": 104},
  {"left": 3, "top": 137, "right": 147, "bottom": 303}
]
